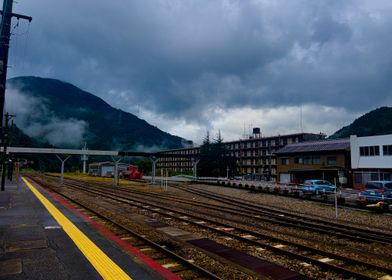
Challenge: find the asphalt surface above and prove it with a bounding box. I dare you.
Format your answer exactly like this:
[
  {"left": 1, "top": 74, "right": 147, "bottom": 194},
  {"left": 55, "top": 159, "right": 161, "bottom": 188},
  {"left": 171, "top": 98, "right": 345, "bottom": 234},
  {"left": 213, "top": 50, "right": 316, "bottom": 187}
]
[{"left": 0, "top": 178, "right": 164, "bottom": 280}]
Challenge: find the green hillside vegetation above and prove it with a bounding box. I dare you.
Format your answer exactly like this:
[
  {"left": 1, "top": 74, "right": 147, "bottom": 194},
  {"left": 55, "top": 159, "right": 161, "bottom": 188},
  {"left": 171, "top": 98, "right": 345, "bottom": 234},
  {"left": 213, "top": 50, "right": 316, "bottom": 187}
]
[
  {"left": 8, "top": 76, "right": 184, "bottom": 150},
  {"left": 330, "top": 107, "right": 392, "bottom": 138}
]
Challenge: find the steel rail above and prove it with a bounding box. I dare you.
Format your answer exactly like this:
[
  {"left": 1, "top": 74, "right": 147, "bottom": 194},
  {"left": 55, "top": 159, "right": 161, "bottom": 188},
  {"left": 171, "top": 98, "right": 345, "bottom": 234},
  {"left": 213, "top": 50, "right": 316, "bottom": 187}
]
[
  {"left": 27, "top": 176, "right": 222, "bottom": 280},
  {"left": 40, "top": 176, "right": 392, "bottom": 280},
  {"left": 173, "top": 185, "right": 392, "bottom": 244},
  {"left": 46, "top": 174, "right": 392, "bottom": 243}
]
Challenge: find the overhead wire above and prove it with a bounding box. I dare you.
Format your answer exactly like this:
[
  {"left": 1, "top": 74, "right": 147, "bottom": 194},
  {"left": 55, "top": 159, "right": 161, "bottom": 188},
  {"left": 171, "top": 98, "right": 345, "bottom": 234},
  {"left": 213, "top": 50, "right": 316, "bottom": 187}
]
[
  {"left": 10, "top": 18, "right": 20, "bottom": 68},
  {"left": 4, "top": 16, "right": 32, "bottom": 113},
  {"left": 9, "top": 17, "right": 31, "bottom": 74},
  {"left": 19, "top": 21, "right": 30, "bottom": 73}
]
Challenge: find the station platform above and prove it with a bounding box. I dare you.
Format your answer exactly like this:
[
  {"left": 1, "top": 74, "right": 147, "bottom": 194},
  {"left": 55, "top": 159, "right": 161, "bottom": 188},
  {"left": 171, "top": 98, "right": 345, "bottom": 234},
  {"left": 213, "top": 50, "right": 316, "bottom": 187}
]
[{"left": 0, "top": 177, "right": 174, "bottom": 280}]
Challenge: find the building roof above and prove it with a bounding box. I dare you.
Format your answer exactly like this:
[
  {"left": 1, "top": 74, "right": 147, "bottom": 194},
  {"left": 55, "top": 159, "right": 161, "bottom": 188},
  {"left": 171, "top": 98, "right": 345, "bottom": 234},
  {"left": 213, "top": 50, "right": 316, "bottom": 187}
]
[
  {"left": 89, "top": 161, "right": 130, "bottom": 167},
  {"left": 275, "top": 139, "right": 350, "bottom": 154},
  {"left": 224, "top": 132, "right": 324, "bottom": 144},
  {"left": 159, "top": 132, "right": 325, "bottom": 153}
]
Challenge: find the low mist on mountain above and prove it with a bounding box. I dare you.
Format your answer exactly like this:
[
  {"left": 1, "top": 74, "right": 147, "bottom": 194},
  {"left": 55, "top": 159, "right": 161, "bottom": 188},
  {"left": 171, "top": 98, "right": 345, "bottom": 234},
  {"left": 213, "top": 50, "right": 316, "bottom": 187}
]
[{"left": 6, "top": 76, "right": 185, "bottom": 151}]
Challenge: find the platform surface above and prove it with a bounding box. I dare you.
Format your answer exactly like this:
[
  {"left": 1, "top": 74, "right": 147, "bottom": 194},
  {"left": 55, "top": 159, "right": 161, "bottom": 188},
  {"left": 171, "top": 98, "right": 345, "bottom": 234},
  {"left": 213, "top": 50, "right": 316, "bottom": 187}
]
[{"left": 0, "top": 178, "right": 168, "bottom": 280}]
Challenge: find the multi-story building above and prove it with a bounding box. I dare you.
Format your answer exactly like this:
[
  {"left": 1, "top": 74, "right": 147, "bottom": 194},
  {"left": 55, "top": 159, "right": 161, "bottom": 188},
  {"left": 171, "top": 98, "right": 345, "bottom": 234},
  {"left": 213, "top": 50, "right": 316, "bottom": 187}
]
[
  {"left": 350, "top": 134, "right": 392, "bottom": 187},
  {"left": 156, "top": 146, "right": 200, "bottom": 175},
  {"left": 275, "top": 139, "right": 351, "bottom": 185},
  {"left": 157, "top": 131, "right": 325, "bottom": 181}
]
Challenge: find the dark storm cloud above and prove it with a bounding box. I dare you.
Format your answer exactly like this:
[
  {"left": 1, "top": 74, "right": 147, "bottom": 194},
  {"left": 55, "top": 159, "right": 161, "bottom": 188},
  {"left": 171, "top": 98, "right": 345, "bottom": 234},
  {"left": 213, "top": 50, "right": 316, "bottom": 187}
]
[{"left": 8, "top": 0, "right": 392, "bottom": 124}]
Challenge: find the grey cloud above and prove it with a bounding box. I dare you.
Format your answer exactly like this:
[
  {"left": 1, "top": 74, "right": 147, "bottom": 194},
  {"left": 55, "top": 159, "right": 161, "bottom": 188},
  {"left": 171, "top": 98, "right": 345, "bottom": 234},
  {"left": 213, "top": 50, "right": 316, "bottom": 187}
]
[{"left": 7, "top": 0, "right": 392, "bottom": 127}]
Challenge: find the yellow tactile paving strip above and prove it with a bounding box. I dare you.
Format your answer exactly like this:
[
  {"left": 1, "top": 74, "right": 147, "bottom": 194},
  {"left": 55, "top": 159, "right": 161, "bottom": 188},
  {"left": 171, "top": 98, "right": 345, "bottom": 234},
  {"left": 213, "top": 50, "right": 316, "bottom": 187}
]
[{"left": 22, "top": 177, "right": 132, "bottom": 280}]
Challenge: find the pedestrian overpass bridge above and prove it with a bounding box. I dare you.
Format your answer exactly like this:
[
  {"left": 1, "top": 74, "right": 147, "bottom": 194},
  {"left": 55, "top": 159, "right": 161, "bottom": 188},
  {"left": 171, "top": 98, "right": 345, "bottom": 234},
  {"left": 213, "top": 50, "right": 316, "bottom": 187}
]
[{"left": 2, "top": 147, "right": 201, "bottom": 186}]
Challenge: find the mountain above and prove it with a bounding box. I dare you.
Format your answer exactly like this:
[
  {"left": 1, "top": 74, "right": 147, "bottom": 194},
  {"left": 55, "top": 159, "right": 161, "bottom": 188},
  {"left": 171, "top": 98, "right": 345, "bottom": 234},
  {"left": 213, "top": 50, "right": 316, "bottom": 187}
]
[
  {"left": 7, "top": 76, "right": 185, "bottom": 150},
  {"left": 330, "top": 107, "right": 392, "bottom": 138},
  {"left": 11, "top": 125, "right": 52, "bottom": 148}
]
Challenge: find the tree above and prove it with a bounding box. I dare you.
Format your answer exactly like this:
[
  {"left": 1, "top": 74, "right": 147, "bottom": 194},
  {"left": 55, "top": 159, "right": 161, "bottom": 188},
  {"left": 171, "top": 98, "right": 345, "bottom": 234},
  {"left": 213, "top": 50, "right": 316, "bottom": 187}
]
[
  {"left": 197, "top": 130, "right": 238, "bottom": 177},
  {"left": 135, "top": 159, "right": 152, "bottom": 175},
  {"left": 198, "top": 130, "right": 213, "bottom": 176}
]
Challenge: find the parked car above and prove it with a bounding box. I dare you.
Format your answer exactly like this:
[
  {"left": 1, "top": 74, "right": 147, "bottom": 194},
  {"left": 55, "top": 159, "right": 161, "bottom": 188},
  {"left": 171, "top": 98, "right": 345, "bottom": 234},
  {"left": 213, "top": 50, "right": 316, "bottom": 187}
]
[
  {"left": 301, "top": 180, "right": 336, "bottom": 195},
  {"left": 358, "top": 189, "right": 392, "bottom": 204},
  {"left": 364, "top": 181, "right": 392, "bottom": 194},
  {"left": 357, "top": 181, "right": 392, "bottom": 206}
]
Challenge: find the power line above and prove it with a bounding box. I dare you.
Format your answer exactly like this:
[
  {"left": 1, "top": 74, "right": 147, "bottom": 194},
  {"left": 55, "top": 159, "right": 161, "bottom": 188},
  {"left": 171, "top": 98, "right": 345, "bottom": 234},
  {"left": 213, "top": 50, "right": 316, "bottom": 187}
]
[{"left": 0, "top": 1, "right": 32, "bottom": 125}]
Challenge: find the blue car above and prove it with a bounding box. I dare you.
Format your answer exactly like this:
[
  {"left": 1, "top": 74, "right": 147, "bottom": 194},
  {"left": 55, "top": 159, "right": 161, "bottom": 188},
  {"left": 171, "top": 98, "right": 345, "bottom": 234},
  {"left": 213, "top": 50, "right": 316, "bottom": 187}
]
[
  {"left": 364, "top": 181, "right": 392, "bottom": 194},
  {"left": 301, "top": 180, "right": 336, "bottom": 195},
  {"left": 358, "top": 189, "right": 392, "bottom": 204},
  {"left": 357, "top": 181, "right": 392, "bottom": 205}
]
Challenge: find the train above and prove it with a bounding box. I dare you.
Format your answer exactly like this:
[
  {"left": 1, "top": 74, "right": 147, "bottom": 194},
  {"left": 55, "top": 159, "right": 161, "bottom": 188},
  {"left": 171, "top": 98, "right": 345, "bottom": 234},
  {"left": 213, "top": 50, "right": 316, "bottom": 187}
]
[
  {"left": 119, "top": 165, "right": 144, "bottom": 180},
  {"left": 88, "top": 162, "right": 143, "bottom": 179}
]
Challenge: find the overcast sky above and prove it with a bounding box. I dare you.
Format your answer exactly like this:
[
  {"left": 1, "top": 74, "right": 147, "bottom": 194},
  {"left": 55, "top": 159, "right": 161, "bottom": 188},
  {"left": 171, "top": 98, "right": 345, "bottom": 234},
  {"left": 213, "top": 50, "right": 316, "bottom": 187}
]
[{"left": 6, "top": 0, "right": 392, "bottom": 144}]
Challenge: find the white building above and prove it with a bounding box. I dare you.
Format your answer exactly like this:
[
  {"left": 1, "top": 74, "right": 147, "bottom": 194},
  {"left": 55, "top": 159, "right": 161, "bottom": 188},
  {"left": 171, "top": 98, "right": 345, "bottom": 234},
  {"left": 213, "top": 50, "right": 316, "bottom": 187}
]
[
  {"left": 350, "top": 134, "right": 392, "bottom": 187},
  {"left": 88, "top": 162, "right": 130, "bottom": 177}
]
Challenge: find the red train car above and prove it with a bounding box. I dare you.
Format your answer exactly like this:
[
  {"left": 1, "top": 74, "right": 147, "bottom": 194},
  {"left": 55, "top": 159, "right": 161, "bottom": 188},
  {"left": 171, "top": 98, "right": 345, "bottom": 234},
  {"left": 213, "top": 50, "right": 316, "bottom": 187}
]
[{"left": 119, "top": 165, "right": 144, "bottom": 179}]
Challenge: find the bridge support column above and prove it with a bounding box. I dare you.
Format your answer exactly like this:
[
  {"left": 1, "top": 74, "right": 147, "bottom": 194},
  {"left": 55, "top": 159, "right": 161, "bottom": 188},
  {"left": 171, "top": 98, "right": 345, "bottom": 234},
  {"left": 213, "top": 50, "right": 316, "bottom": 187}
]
[
  {"left": 81, "top": 143, "right": 88, "bottom": 174},
  {"left": 149, "top": 156, "right": 158, "bottom": 184},
  {"left": 192, "top": 158, "right": 200, "bottom": 181},
  {"left": 56, "top": 155, "right": 71, "bottom": 185},
  {"left": 111, "top": 157, "right": 122, "bottom": 187}
]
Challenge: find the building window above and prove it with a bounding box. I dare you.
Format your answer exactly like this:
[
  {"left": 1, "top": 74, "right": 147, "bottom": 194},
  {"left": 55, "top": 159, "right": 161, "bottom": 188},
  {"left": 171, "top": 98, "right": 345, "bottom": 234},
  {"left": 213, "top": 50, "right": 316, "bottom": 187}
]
[
  {"left": 360, "top": 146, "right": 380, "bottom": 156},
  {"left": 312, "top": 156, "right": 321, "bottom": 164},
  {"left": 327, "top": 156, "right": 337, "bottom": 165},
  {"left": 281, "top": 158, "right": 289, "bottom": 165},
  {"left": 303, "top": 156, "right": 312, "bottom": 164},
  {"left": 383, "top": 145, "right": 392, "bottom": 156},
  {"left": 294, "top": 157, "right": 303, "bottom": 164}
]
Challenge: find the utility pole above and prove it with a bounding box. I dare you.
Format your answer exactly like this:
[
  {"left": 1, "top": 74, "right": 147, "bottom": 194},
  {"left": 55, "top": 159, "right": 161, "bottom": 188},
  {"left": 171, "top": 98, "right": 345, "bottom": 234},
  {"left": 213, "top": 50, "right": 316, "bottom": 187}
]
[
  {"left": 0, "top": 1, "right": 32, "bottom": 125},
  {"left": 0, "top": 1, "right": 31, "bottom": 191},
  {"left": 1, "top": 112, "right": 12, "bottom": 190},
  {"left": 81, "top": 142, "right": 88, "bottom": 174}
]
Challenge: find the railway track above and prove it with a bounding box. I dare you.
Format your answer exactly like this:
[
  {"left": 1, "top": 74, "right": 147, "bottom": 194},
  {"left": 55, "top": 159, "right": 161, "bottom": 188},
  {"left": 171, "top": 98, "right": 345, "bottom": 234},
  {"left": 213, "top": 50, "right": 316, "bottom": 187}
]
[
  {"left": 54, "top": 175, "right": 392, "bottom": 245},
  {"left": 42, "top": 175, "right": 390, "bottom": 258},
  {"left": 171, "top": 184, "right": 392, "bottom": 245},
  {"left": 29, "top": 175, "right": 392, "bottom": 280},
  {"left": 26, "top": 176, "right": 222, "bottom": 280}
]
